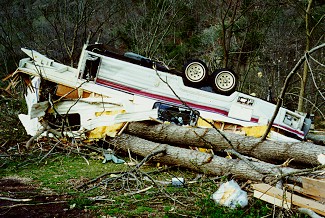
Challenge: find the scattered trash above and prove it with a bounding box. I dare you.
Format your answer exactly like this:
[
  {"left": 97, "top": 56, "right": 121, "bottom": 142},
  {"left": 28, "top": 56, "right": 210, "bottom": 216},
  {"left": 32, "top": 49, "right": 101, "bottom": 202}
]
[
  {"left": 69, "top": 203, "right": 76, "bottom": 209},
  {"left": 171, "top": 177, "right": 185, "bottom": 187},
  {"left": 102, "top": 149, "right": 125, "bottom": 164},
  {"left": 212, "top": 180, "right": 248, "bottom": 209}
]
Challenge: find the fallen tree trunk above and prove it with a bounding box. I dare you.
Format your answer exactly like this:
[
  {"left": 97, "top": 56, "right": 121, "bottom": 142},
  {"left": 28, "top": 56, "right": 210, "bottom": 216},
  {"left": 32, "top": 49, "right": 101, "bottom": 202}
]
[
  {"left": 110, "top": 134, "right": 301, "bottom": 183},
  {"left": 307, "top": 132, "right": 325, "bottom": 145},
  {"left": 126, "top": 122, "right": 325, "bottom": 166}
]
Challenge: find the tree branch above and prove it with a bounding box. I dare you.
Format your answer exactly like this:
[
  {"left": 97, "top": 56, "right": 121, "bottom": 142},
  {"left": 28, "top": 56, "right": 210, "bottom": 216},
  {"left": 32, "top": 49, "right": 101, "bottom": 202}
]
[{"left": 260, "top": 43, "right": 325, "bottom": 141}]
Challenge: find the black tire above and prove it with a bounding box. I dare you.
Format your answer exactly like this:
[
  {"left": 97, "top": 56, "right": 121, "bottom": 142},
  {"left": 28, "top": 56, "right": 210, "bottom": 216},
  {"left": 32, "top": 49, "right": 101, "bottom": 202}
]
[
  {"left": 183, "top": 59, "right": 208, "bottom": 87},
  {"left": 211, "top": 68, "right": 237, "bottom": 95}
]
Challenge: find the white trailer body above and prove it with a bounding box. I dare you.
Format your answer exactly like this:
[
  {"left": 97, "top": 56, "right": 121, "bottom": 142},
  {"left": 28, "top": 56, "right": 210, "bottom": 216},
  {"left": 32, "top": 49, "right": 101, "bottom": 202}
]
[{"left": 16, "top": 44, "right": 311, "bottom": 140}]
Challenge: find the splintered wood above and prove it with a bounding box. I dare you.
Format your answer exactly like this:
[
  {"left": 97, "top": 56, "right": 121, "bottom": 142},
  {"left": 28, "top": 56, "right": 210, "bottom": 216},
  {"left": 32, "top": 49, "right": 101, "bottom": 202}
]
[
  {"left": 301, "top": 177, "right": 325, "bottom": 199},
  {"left": 252, "top": 180, "right": 325, "bottom": 216}
]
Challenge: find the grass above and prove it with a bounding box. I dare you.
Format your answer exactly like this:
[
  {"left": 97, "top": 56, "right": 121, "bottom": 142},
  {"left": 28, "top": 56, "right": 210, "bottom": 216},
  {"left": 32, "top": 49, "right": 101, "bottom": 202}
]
[
  {"left": 1, "top": 153, "right": 128, "bottom": 192},
  {"left": 0, "top": 152, "right": 308, "bottom": 217}
]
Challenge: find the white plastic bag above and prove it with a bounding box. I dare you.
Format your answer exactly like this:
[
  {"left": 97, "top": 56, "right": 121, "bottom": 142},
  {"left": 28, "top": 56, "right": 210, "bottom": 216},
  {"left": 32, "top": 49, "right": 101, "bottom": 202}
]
[{"left": 211, "top": 180, "right": 248, "bottom": 209}]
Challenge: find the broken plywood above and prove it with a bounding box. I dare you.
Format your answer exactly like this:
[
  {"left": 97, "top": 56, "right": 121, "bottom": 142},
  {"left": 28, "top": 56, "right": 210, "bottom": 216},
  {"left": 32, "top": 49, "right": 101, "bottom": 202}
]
[
  {"left": 253, "top": 190, "right": 291, "bottom": 209},
  {"left": 252, "top": 183, "right": 325, "bottom": 216},
  {"left": 302, "top": 177, "right": 325, "bottom": 199},
  {"left": 56, "top": 84, "right": 91, "bottom": 98},
  {"left": 286, "top": 184, "right": 324, "bottom": 202}
]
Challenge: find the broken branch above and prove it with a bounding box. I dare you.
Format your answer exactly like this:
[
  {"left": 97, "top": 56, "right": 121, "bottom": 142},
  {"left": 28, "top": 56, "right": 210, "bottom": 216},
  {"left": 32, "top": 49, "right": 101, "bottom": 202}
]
[
  {"left": 0, "top": 197, "right": 32, "bottom": 202},
  {"left": 260, "top": 43, "right": 325, "bottom": 141}
]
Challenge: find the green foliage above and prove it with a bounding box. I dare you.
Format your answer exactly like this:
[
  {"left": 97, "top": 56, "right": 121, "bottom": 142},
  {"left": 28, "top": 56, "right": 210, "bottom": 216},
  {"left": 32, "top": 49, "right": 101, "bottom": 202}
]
[
  {"left": 1, "top": 153, "right": 129, "bottom": 192},
  {"left": 0, "top": 94, "right": 29, "bottom": 145},
  {"left": 196, "top": 197, "right": 272, "bottom": 218},
  {"left": 68, "top": 197, "right": 93, "bottom": 209}
]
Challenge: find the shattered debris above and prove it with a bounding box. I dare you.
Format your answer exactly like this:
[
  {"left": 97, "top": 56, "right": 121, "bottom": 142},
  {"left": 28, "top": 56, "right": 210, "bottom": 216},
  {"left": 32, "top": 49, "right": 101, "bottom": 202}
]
[
  {"left": 171, "top": 177, "right": 185, "bottom": 187},
  {"left": 102, "top": 149, "right": 125, "bottom": 164},
  {"left": 252, "top": 182, "right": 325, "bottom": 216}
]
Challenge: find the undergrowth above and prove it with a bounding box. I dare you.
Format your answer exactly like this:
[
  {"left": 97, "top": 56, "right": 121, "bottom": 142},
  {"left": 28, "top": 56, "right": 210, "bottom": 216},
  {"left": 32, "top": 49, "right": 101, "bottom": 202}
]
[{"left": 1, "top": 152, "right": 308, "bottom": 217}]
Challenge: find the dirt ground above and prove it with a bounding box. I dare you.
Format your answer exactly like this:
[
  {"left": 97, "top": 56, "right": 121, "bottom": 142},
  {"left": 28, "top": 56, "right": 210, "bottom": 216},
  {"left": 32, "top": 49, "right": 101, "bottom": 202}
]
[{"left": 0, "top": 177, "right": 95, "bottom": 218}]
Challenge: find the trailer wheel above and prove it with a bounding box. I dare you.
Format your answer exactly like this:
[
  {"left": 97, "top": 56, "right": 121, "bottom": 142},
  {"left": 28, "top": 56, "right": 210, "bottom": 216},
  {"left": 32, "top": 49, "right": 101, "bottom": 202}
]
[
  {"left": 183, "top": 60, "right": 208, "bottom": 87},
  {"left": 211, "top": 68, "right": 237, "bottom": 95}
]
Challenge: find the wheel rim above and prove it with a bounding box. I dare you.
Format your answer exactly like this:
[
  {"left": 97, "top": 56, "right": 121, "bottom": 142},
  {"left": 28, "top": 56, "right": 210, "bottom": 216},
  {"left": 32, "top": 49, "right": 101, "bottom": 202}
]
[
  {"left": 185, "top": 62, "right": 206, "bottom": 82},
  {"left": 215, "top": 71, "right": 235, "bottom": 91}
]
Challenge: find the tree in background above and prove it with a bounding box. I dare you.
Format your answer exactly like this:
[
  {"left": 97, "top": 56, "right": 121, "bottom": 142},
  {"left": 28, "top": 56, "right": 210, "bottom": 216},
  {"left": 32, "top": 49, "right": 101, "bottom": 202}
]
[
  {"left": 0, "top": 0, "right": 324, "bottom": 123},
  {"left": 116, "top": 0, "right": 193, "bottom": 68},
  {"left": 36, "top": 0, "right": 126, "bottom": 67},
  {"left": 250, "top": 2, "right": 305, "bottom": 101},
  {"left": 0, "top": 0, "right": 36, "bottom": 78},
  {"left": 297, "top": 0, "right": 325, "bottom": 113}
]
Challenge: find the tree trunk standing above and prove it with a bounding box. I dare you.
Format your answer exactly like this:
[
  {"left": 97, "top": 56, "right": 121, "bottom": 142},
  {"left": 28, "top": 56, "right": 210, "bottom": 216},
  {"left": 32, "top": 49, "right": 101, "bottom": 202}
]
[
  {"left": 110, "top": 134, "right": 300, "bottom": 183},
  {"left": 220, "top": 0, "right": 240, "bottom": 68},
  {"left": 125, "top": 122, "right": 325, "bottom": 166},
  {"left": 297, "top": 0, "right": 312, "bottom": 112}
]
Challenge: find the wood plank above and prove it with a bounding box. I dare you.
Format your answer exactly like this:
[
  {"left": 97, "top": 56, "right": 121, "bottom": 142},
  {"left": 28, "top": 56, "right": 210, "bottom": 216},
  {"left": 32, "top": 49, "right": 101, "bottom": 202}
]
[
  {"left": 56, "top": 84, "right": 79, "bottom": 98},
  {"left": 254, "top": 190, "right": 291, "bottom": 209},
  {"left": 286, "top": 184, "right": 323, "bottom": 202},
  {"left": 252, "top": 183, "right": 325, "bottom": 216},
  {"left": 302, "top": 177, "right": 325, "bottom": 198},
  {"left": 56, "top": 84, "right": 90, "bottom": 98}
]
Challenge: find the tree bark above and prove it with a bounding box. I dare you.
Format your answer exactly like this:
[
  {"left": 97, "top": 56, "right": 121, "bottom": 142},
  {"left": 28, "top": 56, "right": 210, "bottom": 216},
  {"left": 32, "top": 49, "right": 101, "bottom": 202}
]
[
  {"left": 297, "top": 0, "right": 313, "bottom": 112},
  {"left": 125, "top": 121, "right": 325, "bottom": 166},
  {"left": 110, "top": 134, "right": 300, "bottom": 183}
]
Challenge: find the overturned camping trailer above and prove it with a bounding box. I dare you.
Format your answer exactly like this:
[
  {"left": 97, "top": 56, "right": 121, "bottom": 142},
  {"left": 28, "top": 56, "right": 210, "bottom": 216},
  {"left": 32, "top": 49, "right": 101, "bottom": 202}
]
[{"left": 13, "top": 43, "right": 311, "bottom": 141}]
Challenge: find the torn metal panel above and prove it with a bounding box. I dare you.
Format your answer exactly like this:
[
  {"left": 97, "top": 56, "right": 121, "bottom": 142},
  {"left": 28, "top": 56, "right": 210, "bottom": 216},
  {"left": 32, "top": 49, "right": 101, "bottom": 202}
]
[
  {"left": 18, "top": 76, "right": 43, "bottom": 136},
  {"left": 25, "top": 77, "right": 41, "bottom": 115},
  {"left": 83, "top": 109, "right": 158, "bottom": 131},
  {"left": 19, "top": 80, "right": 158, "bottom": 139},
  {"left": 30, "top": 101, "right": 49, "bottom": 119},
  {"left": 18, "top": 114, "right": 41, "bottom": 136}
]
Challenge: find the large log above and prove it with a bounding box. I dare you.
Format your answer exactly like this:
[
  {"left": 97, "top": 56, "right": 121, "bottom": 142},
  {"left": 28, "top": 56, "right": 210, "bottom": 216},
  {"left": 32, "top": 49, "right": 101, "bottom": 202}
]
[
  {"left": 307, "top": 132, "right": 325, "bottom": 145},
  {"left": 110, "top": 134, "right": 300, "bottom": 183},
  {"left": 125, "top": 122, "right": 325, "bottom": 166}
]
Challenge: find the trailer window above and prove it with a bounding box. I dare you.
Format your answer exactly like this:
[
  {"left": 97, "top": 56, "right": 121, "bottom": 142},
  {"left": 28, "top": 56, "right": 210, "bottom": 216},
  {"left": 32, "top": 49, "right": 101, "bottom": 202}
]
[{"left": 83, "top": 54, "right": 100, "bottom": 81}]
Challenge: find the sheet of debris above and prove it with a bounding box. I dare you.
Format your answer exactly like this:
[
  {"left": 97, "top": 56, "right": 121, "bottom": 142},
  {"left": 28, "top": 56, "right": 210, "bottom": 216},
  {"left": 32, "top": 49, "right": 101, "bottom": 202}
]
[{"left": 252, "top": 179, "right": 325, "bottom": 217}]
